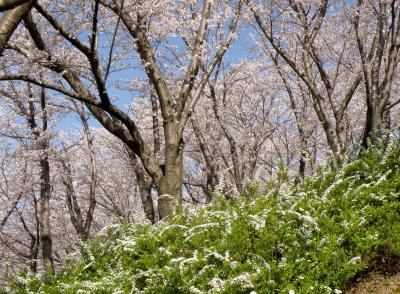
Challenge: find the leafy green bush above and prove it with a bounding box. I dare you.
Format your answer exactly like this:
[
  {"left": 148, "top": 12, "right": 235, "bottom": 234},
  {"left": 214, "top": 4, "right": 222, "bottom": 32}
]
[{"left": 7, "top": 143, "right": 400, "bottom": 293}]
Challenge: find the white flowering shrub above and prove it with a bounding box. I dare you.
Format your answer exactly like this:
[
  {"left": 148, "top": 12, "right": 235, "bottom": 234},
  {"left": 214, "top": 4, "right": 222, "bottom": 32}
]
[{"left": 7, "top": 144, "right": 400, "bottom": 293}]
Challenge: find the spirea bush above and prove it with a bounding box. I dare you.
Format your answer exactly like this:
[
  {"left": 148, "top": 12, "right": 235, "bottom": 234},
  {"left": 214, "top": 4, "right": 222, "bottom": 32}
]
[{"left": 7, "top": 144, "right": 400, "bottom": 293}]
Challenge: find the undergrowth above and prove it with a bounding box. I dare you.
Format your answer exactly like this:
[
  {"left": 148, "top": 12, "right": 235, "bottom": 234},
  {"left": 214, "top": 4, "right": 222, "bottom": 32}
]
[{"left": 5, "top": 143, "right": 400, "bottom": 293}]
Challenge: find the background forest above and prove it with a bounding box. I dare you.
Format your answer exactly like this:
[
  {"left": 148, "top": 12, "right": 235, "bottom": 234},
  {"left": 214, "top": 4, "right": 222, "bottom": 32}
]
[{"left": 0, "top": 0, "right": 399, "bottom": 290}]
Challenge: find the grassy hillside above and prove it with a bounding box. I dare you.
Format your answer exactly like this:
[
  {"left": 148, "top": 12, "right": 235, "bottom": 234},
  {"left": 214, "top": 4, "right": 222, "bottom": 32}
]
[{"left": 7, "top": 143, "right": 400, "bottom": 293}]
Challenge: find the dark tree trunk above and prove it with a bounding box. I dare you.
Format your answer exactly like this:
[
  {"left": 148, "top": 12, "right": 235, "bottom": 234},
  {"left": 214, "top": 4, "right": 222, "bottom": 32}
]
[{"left": 38, "top": 88, "right": 54, "bottom": 274}]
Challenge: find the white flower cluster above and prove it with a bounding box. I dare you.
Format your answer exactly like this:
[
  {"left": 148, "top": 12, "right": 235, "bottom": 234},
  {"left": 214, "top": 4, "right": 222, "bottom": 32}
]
[
  {"left": 322, "top": 179, "right": 343, "bottom": 200},
  {"left": 158, "top": 224, "right": 188, "bottom": 236},
  {"left": 208, "top": 277, "right": 225, "bottom": 293},
  {"left": 249, "top": 213, "right": 266, "bottom": 231},
  {"left": 230, "top": 272, "right": 254, "bottom": 289},
  {"left": 184, "top": 222, "right": 220, "bottom": 242}
]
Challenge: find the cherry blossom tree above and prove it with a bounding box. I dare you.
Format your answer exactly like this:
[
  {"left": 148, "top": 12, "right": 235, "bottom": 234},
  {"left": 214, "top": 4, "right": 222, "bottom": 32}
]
[
  {"left": 184, "top": 60, "right": 284, "bottom": 199},
  {"left": 0, "top": 0, "right": 243, "bottom": 219},
  {"left": 249, "top": 0, "right": 364, "bottom": 159},
  {"left": 349, "top": 0, "right": 400, "bottom": 147}
]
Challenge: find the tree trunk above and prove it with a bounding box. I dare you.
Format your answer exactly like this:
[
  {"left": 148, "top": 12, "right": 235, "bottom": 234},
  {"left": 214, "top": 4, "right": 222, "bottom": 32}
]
[
  {"left": 26, "top": 84, "right": 54, "bottom": 274},
  {"left": 128, "top": 151, "right": 156, "bottom": 223},
  {"left": 38, "top": 138, "right": 54, "bottom": 273},
  {"left": 191, "top": 116, "right": 219, "bottom": 202},
  {"left": 138, "top": 181, "right": 155, "bottom": 223},
  {"left": 362, "top": 101, "right": 384, "bottom": 148},
  {"left": 77, "top": 103, "right": 97, "bottom": 241},
  {"left": 298, "top": 150, "right": 306, "bottom": 179},
  {"left": 30, "top": 190, "right": 40, "bottom": 273},
  {"left": 157, "top": 139, "right": 183, "bottom": 219},
  {"left": 38, "top": 88, "right": 54, "bottom": 274}
]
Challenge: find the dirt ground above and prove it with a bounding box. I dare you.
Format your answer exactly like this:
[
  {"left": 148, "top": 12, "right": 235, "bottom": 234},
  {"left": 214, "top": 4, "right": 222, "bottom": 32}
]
[{"left": 347, "top": 273, "right": 400, "bottom": 294}]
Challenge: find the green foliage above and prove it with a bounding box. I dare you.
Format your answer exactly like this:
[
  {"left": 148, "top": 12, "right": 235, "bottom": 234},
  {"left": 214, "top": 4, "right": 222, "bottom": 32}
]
[{"left": 8, "top": 143, "right": 400, "bottom": 293}]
